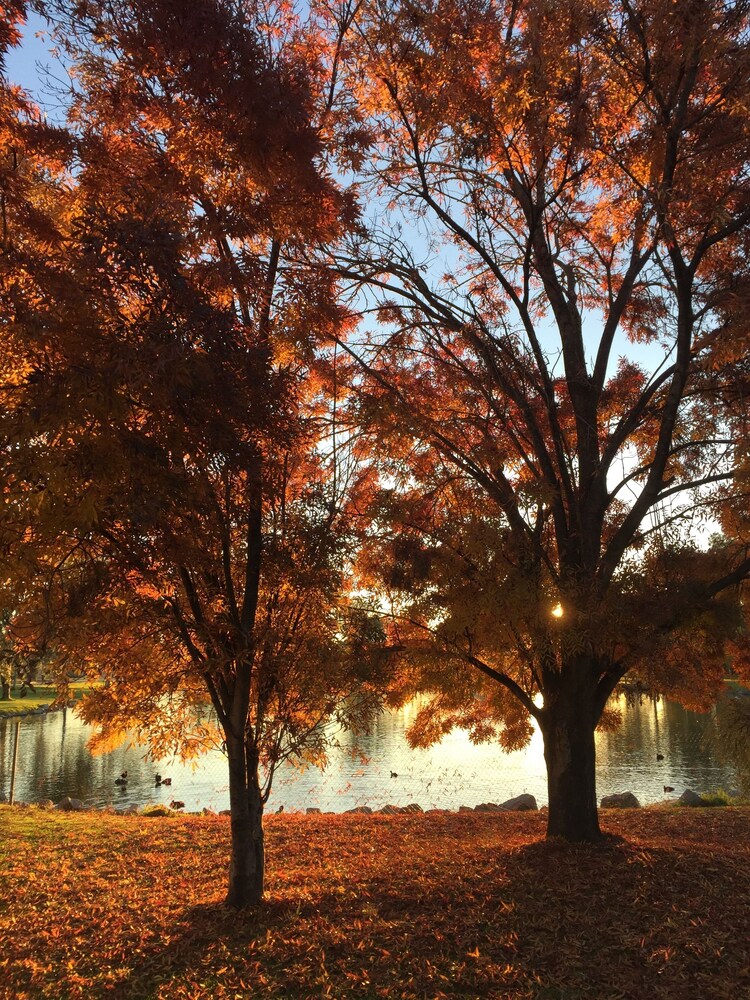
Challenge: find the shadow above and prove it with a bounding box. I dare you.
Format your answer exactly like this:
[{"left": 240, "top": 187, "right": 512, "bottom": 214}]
[
  {"left": 21, "top": 811, "right": 750, "bottom": 1000},
  {"left": 108, "top": 836, "right": 750, "bottom": 999},
  {"left": 508, "top": 829, "right": 628, "bottom": 860},
  {"left": 102, "top": 900, "right": 272, "bottom": 1000},
  {"left": 480, "top": 834, "right": 750, "bottom": 999}
]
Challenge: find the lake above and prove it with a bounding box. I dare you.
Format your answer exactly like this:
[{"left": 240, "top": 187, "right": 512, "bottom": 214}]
[{"left": 0, "top": 695, "right": 737, "bottom": 813}]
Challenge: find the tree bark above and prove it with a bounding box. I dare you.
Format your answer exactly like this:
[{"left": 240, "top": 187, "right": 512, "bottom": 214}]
[
  {"left": 1, "top": 679, "right": 10, "bottom": 701},
  {"left": 541, "top": 679, "right": 602, "bottom": 842},
  {"left": 225, "top": 733, "right": 265, "bottom": 907}
]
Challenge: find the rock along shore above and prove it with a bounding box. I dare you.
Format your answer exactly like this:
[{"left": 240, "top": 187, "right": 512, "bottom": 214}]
[
  {"left": 2, "top": 788, "right": 740, "bottom": 815},
  {"left": 0, "top": 793, "right": 540, "bottom": 816}
]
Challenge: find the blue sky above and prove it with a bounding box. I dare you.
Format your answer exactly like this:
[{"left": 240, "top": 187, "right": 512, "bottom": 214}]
[{"left": 5, "top": 11, "right": 52, "bottom": 95}]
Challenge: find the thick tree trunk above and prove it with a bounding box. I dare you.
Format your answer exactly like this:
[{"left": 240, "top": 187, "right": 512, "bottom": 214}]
[
  {"left": 1, "top": 679, "right": 10, "bottom": 701},
  {"left": 225, "top": 734, "right": 265, "bottom": 907},
  {"left": 541, "top": 681, "right": 602, "bottom": 842}
]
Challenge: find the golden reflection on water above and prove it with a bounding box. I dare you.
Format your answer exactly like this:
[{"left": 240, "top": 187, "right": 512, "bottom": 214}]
[{"left": 0, "top": 692, "right": 734, "bottom": 812}]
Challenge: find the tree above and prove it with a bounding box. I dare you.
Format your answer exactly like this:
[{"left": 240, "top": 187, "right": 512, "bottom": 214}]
[
  {"left": 0, "top": 0, "right": 377, "bottom": 906},
  {"left": 334, "top": 0, "right": 750, "bottom": 840},
  {"left": 0, "top": 610, "right": 47, "bottom": 700},
  {"left": 0, "top": 610, "right": 14, "bottom": 700},
  {"left": 0, "top": 2, "right": 73, "bottom": 698}
]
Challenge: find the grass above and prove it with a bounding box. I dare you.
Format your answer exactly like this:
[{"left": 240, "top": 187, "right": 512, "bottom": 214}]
[
  {"left": 697, "top": 789, "right": 737, "bottom": 807},
  {"left": 0, "top": 680, "right": 94, "bottom": 716},
  {"left": 1, "top": 806, "right": 749, "bottom": 999}
]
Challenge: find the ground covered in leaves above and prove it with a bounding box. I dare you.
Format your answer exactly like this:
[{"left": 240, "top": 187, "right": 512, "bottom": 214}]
[{"left": 1, "top": 807, "right": 749, "bottom": 999}]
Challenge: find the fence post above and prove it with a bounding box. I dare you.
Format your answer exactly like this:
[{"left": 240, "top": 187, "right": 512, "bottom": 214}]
[{"left": 9, "top": 719, "right": 20, "bottom": 804}]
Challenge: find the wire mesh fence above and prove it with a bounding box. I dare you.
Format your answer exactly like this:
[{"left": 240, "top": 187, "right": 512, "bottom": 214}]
[{"left": 0, "top": 696, "right": 739, "bottom": 813}]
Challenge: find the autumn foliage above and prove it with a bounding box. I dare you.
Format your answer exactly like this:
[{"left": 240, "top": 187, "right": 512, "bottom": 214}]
[
  {"left": 0, "top": 0, "right": 375, "bottom": 906},
  {"left": 2, "top": 806, "right": 750, "bottom": 998}
]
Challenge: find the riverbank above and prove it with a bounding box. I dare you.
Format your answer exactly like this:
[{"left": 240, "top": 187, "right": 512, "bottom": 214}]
[
  {"left": 0, "top": 681, "right": 93, "bottom": 718},
  {"left": 1, "top": 807, "right": 749, "bottom": 999}
]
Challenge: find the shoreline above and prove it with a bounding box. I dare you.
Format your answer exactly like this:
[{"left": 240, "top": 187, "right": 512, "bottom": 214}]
[
  {"left": 2, "top": 791, "right": 745, "bottom": 816},
  {"left": 0, "top": 701, "right": 68, "bottom": 720},
  {"left": 2, "top": 695, "right": 743, "bottom": 815}
]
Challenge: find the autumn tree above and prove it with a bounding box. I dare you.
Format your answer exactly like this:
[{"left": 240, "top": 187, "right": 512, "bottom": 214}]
[
  {"left": 332, "top": 0, "right": 750, "bottom": 840},
  {"left": 0, "top": 2, "right": 73, "bottom": 698},
  {"left": 0, "top": 0, "right": 376, "bottom": 906}
]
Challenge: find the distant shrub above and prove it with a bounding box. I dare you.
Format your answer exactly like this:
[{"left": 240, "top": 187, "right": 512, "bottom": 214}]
[
  {"left": 700, "top": 789, "right": 734, "bottom": 807},
  {"left": 141, "top": 804, "right": 174, "bottom": 817}
]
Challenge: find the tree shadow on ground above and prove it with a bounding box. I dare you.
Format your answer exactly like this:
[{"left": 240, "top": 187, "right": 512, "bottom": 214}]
[
  {"left": 100, "top": 827, "right": 750, "bottom": 1000},
  {"left": 75, "top": 818, "right": 750, "bottom": 1000},
  {"left": 102, "top": 895, "right": 311, "bottom": 1000},
  {"left": 473, "top": 835, "right": 750, "bottom": 999}
]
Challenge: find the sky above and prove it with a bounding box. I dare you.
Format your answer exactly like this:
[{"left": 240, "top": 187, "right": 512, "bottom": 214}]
[{"left": 5, "top": 11, "right": 54, "bottom": 96}]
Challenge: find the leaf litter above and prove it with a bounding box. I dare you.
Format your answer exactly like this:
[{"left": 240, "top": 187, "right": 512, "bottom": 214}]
[{"left": 0, "top": 807, "right": 749, "bottom": 999}]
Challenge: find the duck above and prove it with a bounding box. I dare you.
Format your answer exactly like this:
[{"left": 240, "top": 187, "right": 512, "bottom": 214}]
[
  {"left": 656, "top": 753, "right": 665, "bottom": 761},
  {"left": 276, "top": 804, "right": 284, "bottom": 814},
  {"left": 160, "top": 777, "right": 172, "bottom": 786},
  {"left": 663, "top": 785, "right": 675, "bottom": 793},
  {"left": 390, "top": 771, "right": 398, "bottom": 778},
  {"left": 169, "top": 799, "right": 185, "bottom": 810},
  {"left": 114, "top": 771, "right": 128, "bottom": 786}
]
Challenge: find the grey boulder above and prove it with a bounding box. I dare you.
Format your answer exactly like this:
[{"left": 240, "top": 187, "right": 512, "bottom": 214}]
[
  {"left": 55, "top": 796, "right": 85, "bottom": 812},
  {"left": 499, "top": 794, "right": 538, "bottom": 812},
  {"left": 679, "top": 789, "right": 706, "bottom": 807},
  {"left": 600, "top": 792, "right": 641, "bottom": 809}
]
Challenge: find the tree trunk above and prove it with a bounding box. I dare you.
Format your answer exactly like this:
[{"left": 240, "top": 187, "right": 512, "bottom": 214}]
[
  {"left": 541, "top": 681, "right": 602, "bottom": 842},
  {"left": 1, "top": 679, "right": 10, "bottom": 701},
  {"left": 225, "top": 734, "right": 265, "bottom": 907}
]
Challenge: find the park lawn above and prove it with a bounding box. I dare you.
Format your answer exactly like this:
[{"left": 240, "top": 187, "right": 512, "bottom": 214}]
[
  {"left": 1, "top": 807, "right": 749, "bottom": 1000},
  {"left": 0, "top": 680, "right": 96, "bottom": 717}
]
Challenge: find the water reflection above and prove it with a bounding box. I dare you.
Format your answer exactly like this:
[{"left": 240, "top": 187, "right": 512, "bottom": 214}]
[{"left": 0, "top": 695, "right": 737, "bottom": 812}]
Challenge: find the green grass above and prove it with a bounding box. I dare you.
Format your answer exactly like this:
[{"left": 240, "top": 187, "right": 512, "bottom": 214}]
[
  {"left": 698, "top": 788, "right": 738, "bottom": 807},
  {"left": 0, "top": 679, "right": 95, "bottom": 716}
]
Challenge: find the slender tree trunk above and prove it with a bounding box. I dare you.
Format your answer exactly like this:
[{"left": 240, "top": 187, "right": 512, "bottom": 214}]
[
  {"left": 541, "top": 676, "right": 602, "bottom": 842},
  {"left": 225, "top": 733, "right": 265, "bottom": 907}
]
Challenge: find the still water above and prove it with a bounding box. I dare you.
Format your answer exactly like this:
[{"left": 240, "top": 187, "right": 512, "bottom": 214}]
[{"left": 0, "top": 696, "right": 737, "bottom": 813}]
